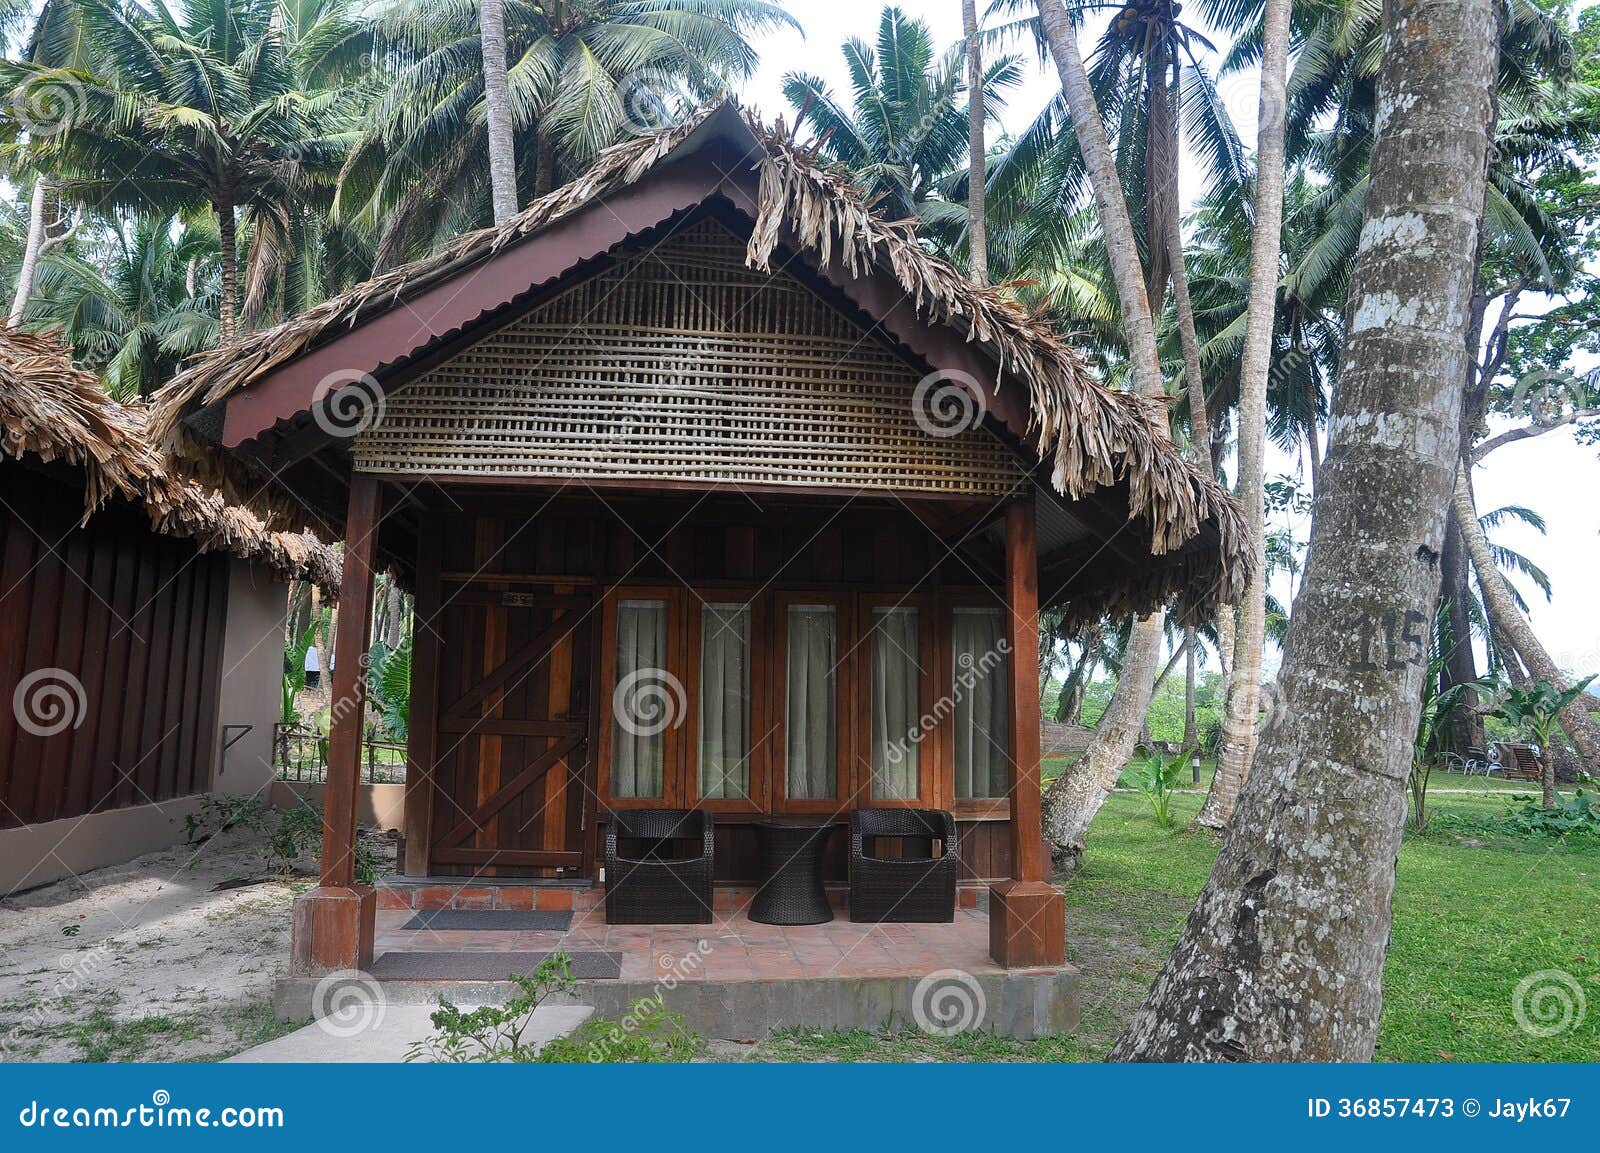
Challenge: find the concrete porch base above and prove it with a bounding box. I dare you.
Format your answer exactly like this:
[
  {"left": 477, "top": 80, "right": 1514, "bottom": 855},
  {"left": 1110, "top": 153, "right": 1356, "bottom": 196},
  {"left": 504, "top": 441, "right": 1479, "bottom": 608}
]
[
  {"left": 272, "top": 901, "right": 1078, "bottom": 1042},
  {"left": 272, "top": 967, "right": 1078, "bottom": 1042}
]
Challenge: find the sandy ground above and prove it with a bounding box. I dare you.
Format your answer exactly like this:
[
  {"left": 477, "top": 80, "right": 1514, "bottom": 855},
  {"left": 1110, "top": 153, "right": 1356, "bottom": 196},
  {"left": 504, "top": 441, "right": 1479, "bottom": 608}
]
[{"left": 0, "top": 826, "right": 311, "bottom": 1063}]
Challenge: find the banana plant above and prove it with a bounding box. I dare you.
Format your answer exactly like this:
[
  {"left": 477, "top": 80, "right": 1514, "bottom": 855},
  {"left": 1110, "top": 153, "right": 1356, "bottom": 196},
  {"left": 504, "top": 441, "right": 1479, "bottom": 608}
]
[{"left": 1494, "top": 675, "right": 1599, "bottom": 809}]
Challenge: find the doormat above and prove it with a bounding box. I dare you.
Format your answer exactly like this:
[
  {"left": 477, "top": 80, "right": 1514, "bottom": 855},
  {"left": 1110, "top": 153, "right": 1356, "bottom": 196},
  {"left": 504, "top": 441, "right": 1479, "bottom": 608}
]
[
  {"left": 400, "top": 909, "right": 573, "bottom": 932},
  {"left": 371, "top": 950, "right": 622, "bottom": 981}
]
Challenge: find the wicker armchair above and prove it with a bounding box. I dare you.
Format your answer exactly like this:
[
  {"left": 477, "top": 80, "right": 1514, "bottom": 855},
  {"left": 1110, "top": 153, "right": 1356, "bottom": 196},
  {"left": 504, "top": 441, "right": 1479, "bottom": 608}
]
[
  {"left": 848, "top": 808, "right": 957, "bottom": 923},
  {"left": 604, "top": 809, "right": 715, "bottom": 924}
]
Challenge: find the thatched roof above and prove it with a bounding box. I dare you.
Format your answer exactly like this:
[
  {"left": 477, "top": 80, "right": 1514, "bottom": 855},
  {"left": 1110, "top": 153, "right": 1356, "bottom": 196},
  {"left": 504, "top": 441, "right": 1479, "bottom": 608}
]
[
  {"left": 147, "top": 101, "right": 1248, "bottom": 623},
  {"left": 0, "top": 329, "right": 340, "bottom": 591}
]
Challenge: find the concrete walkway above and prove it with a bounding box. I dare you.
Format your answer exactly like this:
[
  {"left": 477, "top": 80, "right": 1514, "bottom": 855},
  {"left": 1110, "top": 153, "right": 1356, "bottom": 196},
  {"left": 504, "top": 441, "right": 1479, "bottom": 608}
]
[{"left": 228, "top": 1003, "right": 593, "bottom": 1063}]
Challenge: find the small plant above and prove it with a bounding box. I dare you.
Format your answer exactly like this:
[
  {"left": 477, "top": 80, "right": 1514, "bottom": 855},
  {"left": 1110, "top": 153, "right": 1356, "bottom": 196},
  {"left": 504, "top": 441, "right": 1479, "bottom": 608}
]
[
  {"left": 282, "top": 620, "right": 320, "bottom": 725},
  {"left": 1131, "top": 748, "right": 1194, "bottom": 830},
  {"left": 366, "top": 637, "right": 413, "bottom": 742},
  {"left": 184, "top": 795, "right": 269, "bottom": 845},
  {"left": 1431, "top": 791, "right": 1600, "bottom": 842},
  {"left": 269, "top": 804, "right": 324, "bottom": 875},
  {"left": 1492, "top": 675, "right": 1597, "bottom": 809},
  {"left": 538, "top": 998, "right": 701, "bottom": 1063},
  {"left": 1409, "top": 606, "right": 1494, "bottom": 831},
  {"left": 406, "top": 956, "right": 576, "bottom": 1062}
]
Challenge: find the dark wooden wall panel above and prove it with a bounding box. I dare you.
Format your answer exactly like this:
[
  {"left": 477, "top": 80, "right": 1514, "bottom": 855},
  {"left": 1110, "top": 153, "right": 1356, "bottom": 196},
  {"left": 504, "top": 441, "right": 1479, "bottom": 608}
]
[{"left": 0, "top": 464, "right": 232, "bottom": 829}]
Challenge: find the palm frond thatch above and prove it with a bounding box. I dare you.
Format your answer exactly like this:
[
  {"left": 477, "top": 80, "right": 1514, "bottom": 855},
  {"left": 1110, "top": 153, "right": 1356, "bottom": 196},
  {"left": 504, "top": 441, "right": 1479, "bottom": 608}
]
[
  {"left": 0, "top": 328, "right": 339, "bottom": 590},
  {"left": 148, "top": 102, "right": 1250, "bottom": 624}
]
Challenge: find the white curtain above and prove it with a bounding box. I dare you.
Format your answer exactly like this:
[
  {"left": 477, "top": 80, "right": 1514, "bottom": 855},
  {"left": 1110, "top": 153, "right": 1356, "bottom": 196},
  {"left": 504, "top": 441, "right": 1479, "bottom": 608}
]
[
  {"left": 611, "top": 599, "right": 667, "bottom": 797},
  {"left": 786, "top": 605, "right": 836, "bottom": 799},
  {"left": 870, "top": 607, "right": 920, "bottom": 799},
  {"left": 953, "top": 607, "right": 1010, "bottom": 798},
  {"left": 699, "top": 604, "right": 750, "bottom": 799}
]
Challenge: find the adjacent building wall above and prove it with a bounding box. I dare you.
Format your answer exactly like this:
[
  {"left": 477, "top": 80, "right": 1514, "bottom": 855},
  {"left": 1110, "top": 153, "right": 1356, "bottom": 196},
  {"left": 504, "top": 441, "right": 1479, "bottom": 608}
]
[{"left": 0, "top": 547, "right": 288, "bottom": 895}]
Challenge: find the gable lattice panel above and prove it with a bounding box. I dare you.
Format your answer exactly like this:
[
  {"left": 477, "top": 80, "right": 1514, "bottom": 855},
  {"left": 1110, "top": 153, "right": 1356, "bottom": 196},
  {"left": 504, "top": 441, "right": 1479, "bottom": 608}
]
[{"left": 352, "top": 219, "right": 1023, "bottom": 496}]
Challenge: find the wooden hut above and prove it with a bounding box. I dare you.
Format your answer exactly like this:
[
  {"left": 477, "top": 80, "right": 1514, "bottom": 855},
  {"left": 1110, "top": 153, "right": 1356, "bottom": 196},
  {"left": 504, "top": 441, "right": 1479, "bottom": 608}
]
[
  {"left": 150, "top": 104, "right": 1248, "bottom": 974},
  {"left": 0, "top": 330, "right": 337, "bottom": 893}
]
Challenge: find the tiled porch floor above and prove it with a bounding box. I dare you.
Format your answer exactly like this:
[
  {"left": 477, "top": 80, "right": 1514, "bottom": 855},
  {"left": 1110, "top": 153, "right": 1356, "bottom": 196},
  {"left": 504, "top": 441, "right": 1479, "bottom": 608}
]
[{"left": 373, "top": 903, "right": 1020, "bottom": 982}]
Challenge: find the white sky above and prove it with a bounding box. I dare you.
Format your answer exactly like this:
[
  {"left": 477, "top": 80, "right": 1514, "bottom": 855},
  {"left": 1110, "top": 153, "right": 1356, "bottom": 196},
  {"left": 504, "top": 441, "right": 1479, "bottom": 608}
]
[{"left": 738, "top": 1, "right": 1600, "bottom": 677}]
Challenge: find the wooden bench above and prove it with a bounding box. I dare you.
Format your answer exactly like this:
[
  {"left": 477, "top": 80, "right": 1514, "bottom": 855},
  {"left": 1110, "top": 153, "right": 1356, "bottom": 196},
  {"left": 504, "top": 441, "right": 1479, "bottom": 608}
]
[{"left": 1496, "top": 742, "right": 1543, "bottom": 781}]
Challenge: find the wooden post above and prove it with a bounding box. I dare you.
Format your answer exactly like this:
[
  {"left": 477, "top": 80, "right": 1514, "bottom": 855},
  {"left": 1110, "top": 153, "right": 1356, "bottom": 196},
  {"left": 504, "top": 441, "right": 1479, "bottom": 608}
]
[
  {"left": 989, "top": 496, "right": 1067, "bottom": 968},
  {"left": 289, "top": 473, "right": 380, "bottom": 975},
  {"left": 403, "top": 508, "right": 442, "bottom": 876}
]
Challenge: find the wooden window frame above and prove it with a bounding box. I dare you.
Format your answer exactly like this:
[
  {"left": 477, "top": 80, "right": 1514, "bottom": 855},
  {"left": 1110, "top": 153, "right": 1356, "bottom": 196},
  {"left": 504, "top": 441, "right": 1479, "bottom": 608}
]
[
  {"left": 770, "top": 592, "right": 856, "bottom": 814},
  {"left": 854, "top": 592, "right": 940, "bottom": 808},
  {"left": 595, "top": 585, "right": 689, "bottom": 809},
  {"left": 941, "top": 590, "right": 1013, "bottom": 821},
  {"left": 684, "top": 590, "right": 769, "bottom": 815}
]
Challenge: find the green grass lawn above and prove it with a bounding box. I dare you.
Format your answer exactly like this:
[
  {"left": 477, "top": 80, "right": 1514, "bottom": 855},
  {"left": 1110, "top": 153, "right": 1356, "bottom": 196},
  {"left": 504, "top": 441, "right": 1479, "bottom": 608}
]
[{"left": 744, "top": 784, "right": 1600, "bottom": 1063}]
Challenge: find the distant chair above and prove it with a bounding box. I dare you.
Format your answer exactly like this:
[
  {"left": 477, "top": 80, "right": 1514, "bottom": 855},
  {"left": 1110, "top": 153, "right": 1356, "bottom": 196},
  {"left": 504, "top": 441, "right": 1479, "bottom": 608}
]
[
  {"left": 848, "top": 808, "right": 957, "bottom": 923},
  {"left": 604, "top": 809, "right": 715, "bottom": 925},
  {"left": 1495, "top": 743, "right": 1543, "bottom": 782}
]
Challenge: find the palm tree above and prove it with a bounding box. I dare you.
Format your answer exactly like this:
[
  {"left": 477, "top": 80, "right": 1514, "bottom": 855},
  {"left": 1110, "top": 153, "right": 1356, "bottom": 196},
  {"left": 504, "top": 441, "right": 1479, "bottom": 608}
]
[
  {"left": 25, "top": 213, "right": 219, "bottom": 399},
  {"left": 4, "top": 0, "right": 368, "bottom": 344},
  {"left": 1494, "top": 676, "right": 1599, "bottom": 808},
  {"left": 1035, "top": 0, "right": 1170, "bottom": 866},
  {"left": 961, "top": 0, "right": 988, "bottom": 284},
  {"left": 986, "top": 0, "right": 1247, "bottom": 453},
  {"left": 481, "top": 0, "right": 520, "bottom": 225},
  {"left": 1193, "top": 0, "right": 1292, "bottom": 831},
  {"left": 782, "top": 7, "right": 1021, "bottom": 239},
  {"left": 3, "top": 0, "right": 90, "bottom": 324},
  {"left": 342, "top": 0, "right": 796, "bottom": 265}
]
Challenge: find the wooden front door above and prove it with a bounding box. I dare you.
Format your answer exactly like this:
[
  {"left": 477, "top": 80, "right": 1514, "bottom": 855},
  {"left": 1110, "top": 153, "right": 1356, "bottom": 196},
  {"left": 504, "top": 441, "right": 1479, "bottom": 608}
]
[{"left": 428, "top": 581, "right": 595, "bottom": 876}]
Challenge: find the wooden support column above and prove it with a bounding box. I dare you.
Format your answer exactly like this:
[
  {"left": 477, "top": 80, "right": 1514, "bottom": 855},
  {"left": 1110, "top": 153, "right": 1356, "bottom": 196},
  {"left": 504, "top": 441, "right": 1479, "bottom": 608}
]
[
  {"left": 403, "top": 508, "right": 442, "bottom": 876},
  {"left": 290, "top": 473, "right": 380, "bottom": 975},
  {"left": 989, "top": 496, "right": 1066, "bottom": 968}
]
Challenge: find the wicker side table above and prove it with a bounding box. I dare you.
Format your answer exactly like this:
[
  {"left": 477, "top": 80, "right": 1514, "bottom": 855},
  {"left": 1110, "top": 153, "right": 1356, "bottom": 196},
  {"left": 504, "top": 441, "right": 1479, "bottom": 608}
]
[{"left": 749, "top": 820, "right": 838, "bottom": 925}]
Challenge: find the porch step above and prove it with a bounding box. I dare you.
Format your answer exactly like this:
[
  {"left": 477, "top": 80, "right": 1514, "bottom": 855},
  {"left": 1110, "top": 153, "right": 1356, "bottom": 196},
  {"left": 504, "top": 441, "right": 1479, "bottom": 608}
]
[
  {"left": 375, "top": 875, "right": 593, "bottom": 913},
  {"left": 370, "top": 949, "right": 623, "bottom": 981}
]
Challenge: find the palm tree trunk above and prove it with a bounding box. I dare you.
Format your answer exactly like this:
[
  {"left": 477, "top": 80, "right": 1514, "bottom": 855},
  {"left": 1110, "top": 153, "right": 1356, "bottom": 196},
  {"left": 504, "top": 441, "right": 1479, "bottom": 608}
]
[
  {"left": 9, "top": 179, "right": 50, "bottom": 326},
  {"left": 1036, "top": 0, "right": 1160, "bottom": 399},
  {"left": 215, "top": 197, "right": 238, "bottom": 345},
  {"left": 481, "top": 0, "right": 520, "bottom": 225},
  {"left": 1042, "top": 612, "right": 1164, "bottom": 868},
  {"left": 1303, "top": 374, "right": 1323, "bottom": 491},
  {"left": 1182, "top": 627, "right": 1198, "bottom": 754},
  {"left": 1170, "top": 209, "right": 1209, "bottom": 467},
  {"left": 1196, "top": 0, "right": 1292, "bottom": 831},
  {"left": 1036, "top": 0, "right": 1169, "bottom": 860},
  {"left": 962, "top": 0, "right": 987, "bottom": 285},
  {"left": 534, "top": 123, "right": 556, "bottom": 198},
  {"left": 1114, "top": 0, "right": 1501, "bottom": 1060},
  {"left": 1452, "top": 470, "right": 1600, "bottom": 770},
  {"left": 1439, "top": 505, "right": 1484, "bottom": 752}
]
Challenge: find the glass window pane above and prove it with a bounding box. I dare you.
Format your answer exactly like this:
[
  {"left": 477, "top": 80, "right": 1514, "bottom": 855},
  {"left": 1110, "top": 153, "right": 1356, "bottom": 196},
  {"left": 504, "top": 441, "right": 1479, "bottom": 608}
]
[
  {"left": 953, "top": 607, "right": 1010, "bottom": 798},
  {"left": 610, "top": 599, "right": 668, "bottom": 798},
  {"left": 699, "top": 604, "right": 750, "bottom": 799},
  {"left": 870, "top": 607, "right": 921, "bottom": 799},
  {"left": 786, "top": 605, "right": 836, "bottom": 799}
]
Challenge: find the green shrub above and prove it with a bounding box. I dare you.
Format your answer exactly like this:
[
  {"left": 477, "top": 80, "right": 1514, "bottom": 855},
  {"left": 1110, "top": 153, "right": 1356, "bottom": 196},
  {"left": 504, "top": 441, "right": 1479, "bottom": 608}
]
[
  {"left": 1432, "top": 791, "right": 1600, "bottom": 841},
  {"left": 1130, "top": 749, "right": 1194, "bottom": 830},
  {"left": 538, "top": 999, "right": 701, "bottom": 1063},
  {"left": 407, "top": 956, "right": 576, "bottom": 1062}
]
